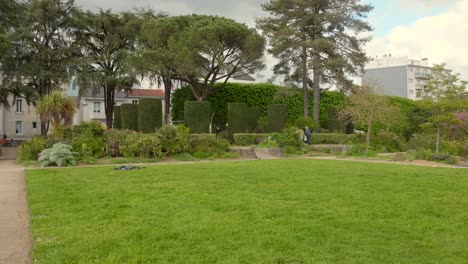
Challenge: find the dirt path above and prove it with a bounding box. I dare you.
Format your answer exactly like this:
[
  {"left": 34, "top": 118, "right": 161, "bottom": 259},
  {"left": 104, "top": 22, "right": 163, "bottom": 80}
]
[{"left": 0, "top": 148, "right": 32, "bottom": 264}]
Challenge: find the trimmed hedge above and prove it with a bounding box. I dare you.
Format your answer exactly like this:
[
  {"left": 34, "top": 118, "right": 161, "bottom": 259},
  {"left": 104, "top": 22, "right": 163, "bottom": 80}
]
[
  {"left": 267, "top": 104, "right": 287, "bottom": 133},
  {"left": 113, "top": 106, "right": 122, "bottom": 129},
  {"left": 121, "top": 104, "right": 139, "bottom": 131},
  {"left": 138, "top": 98, "right": 163, "bottom": 133},
  {"left": 233, "top": 133, "right": 267, "bottom": 146},
  {"left": 184, "top": 101, "right": 212, "bottom": 134},
  {"left": 247, "top": 107, "right": 262, "bottom": 132},
  {"left": 310, "top": 133, "right": 365, "bottom": 144},
  {"left": 228, "top": 102, "right": 248, "bottom": 141}
]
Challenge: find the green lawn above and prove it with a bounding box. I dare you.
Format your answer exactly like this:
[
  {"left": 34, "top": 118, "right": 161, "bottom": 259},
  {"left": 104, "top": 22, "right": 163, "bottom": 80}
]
[{"left": 26, "top": 159, "right": 468, "bottom": 264}]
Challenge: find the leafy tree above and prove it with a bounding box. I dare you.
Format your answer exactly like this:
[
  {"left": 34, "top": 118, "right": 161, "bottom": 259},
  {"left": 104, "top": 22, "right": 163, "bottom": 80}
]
[
  {"left": 36, "top": 91, "right": 76, "bottom": 134},
  {"left": 257, "top": 0, "right": 373, "bottom": 122},
  {"left": 339, "top": 85, "right": 388, "bottom": 155},
  {"left": 421, "top": 64, "right": 467, "bottom": 153},
  {"left": 0, "top": 0, "right": 79, "bottom": 135},
  {"left": 173, "top": 15, "right": 265, "bottom": 101},
  {"left": 73, "top": 10, "right": 140, "bottom": 128}
]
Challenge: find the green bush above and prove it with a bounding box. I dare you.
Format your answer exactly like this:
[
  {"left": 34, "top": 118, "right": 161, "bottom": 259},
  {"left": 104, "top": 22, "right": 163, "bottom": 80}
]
[
  {"left": 188, "top": 134, "right": 230, "bottom": 157},
  {"left": 17, "top": 137, "right": 47, "bottom": 162},
  {"left": 408, "top": 133, "right": 436, "bottom": 151},
  {"left": 233, "top": 133, "right": 267, "bottom": 146},
  {"left": 71, "top": 122, "right": 106, "bottom": 159},
  {"left": 104, "top": 129, "right": 136, "bottom": 157},
  {"left": 267, "top": 104, "right": 286, "bottom": 132},
  {"left": 50, "top": 123, "right": 73, "bottom": 143},
  {"left": 121, "top": 104, "right": 139, "bottom": 131},
  {"left": 38, "top": 143, "right": 77, "bottom": 167},
  {"left": 113, "top": 106, "right": 122, "bottom": 129},
  {"left": 271, "top": 127, "right": 302, "bottom": 149},
  {"left": 257, "top": 138, "right": 279, "bottom": 148},
  {"left": 294, "top": 117, "right": 318, "bottom": 130},
  {"left": 184, "top": 101, "right": 212, "bottom": 134},
  {"left": 228, "top": 102, "right": 249, "bottom": 141},
  {"left": 138, "top": 98, "right": 163, "bottom": 133},
  {"left": 254, "top": 116, "right": 268, "bottom": 133},
  {"left": 346, "top": 144, "right": 377, "bottom": 157},
  {"left": 247, "top": 107, "right": 262, "bottom": 132},
  {"left": 310, "top": 133, "right": 364, "bottom": 144},
  {"left": 372, "top": 130, "right": 407, "bottom": 153},
  {"left": 156, "top": 125, "right": 189, "bottom": 155},
  {"left": 73, "top": 121, "right": 105, "bottom": 138},
  {"left": 119, "top": 133, "right": 158, "bottom": 158}
]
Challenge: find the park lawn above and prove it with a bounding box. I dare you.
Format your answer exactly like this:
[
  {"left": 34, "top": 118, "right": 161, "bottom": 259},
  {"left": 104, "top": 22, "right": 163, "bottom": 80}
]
[{"left": 26, "top": 159, "right": 468, "bottom": 264}]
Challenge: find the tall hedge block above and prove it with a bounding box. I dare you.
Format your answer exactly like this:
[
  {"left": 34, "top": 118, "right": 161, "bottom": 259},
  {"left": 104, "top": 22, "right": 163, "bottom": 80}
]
[
  {"left": 138, "top": 98, "right": 163, "bottom": 133},
  {"left": 228, "top": 102, "right": 248, "bottom": 141},
  {"left": 267, "top": 104, "right": 287, "bottom": 133},
  {"left": 184, "top": 101, "right": 212, "bottom": 134},
  {"left": 113, "top": 106, "right": 121, "bottom": 129},
  {"left": 121, "top": 104, "right": 139, "bottom": 131},
  {"left": 247, "top": 107, "right": 262, "bottom": 132}
]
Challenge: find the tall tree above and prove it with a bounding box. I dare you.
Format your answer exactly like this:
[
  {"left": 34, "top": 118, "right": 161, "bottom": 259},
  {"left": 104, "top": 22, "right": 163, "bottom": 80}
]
[
  {"left": 173, "top": 15, "right": 265, "bottom": 101},
  {"left": 0, "top": 0, "right": 79, "bottom": 135},
  {"left": 135, "top": 15, "right": 186, "bottom": 125},
  {"left": 73, "top": 10, "right": 140, "bottom": 128},
  {"left": 258, "top": 0, "right": 373, "bottom": 122},
  {"left": 421, "top": 64, "right": 467, "bottom": 153}
]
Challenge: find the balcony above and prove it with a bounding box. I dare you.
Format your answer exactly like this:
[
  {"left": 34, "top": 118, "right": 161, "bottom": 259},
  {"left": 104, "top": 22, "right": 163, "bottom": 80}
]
[
  {"left": 415, "top": 72, "right": 430, "bottom": 79},
  {"left": 90, "top": 112, "right": 106, "bottom": 120}
]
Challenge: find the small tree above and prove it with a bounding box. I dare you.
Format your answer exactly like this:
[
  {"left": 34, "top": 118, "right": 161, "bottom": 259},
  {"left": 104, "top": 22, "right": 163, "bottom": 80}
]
[
  {"left": 36, "top": 91, "right": 76, "bottom": 135},
  {"left": 339, "top": 85, "right": 388, "bottom": 155},
  {"left": 421, "top": 64, "right": 467, "bottom": 153}
]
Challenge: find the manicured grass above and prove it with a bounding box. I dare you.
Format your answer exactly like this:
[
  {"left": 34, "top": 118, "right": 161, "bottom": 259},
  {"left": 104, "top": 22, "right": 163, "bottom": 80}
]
[{"left": 27, "top": 159, "right": 468, "bottom": 264}]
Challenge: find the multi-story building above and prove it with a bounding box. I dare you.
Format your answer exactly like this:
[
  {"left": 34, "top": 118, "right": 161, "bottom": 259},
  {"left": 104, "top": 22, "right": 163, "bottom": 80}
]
[{"left": 362, "top": 56, "right": 443, "bottom": 100}]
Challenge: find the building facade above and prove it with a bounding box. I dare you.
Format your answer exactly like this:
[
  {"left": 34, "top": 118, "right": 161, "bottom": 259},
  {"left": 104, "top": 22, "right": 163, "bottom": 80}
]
[{"left": 362, "top": 56, "right": 439, "bottom": 100}]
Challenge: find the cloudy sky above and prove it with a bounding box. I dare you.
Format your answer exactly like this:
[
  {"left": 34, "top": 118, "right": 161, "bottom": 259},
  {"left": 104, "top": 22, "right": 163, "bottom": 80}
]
[{"left": 74, "top": 0, "right": 468, "bottom": 81}]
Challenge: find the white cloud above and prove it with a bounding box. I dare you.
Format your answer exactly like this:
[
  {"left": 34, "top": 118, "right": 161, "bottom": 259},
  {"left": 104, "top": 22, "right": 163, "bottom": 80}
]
[{"left": 366, "top": 0, "right": 468, "bottom": 79}]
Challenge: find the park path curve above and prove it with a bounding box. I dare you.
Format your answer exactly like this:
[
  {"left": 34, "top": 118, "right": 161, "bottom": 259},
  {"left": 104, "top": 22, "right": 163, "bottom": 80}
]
[{"left": 0, "top": 148, "right": 32, "bottom": 264}]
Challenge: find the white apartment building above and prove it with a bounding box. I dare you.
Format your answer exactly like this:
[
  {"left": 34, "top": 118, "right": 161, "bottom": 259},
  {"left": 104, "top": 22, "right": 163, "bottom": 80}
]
[{"left": 362, "top": 56, "right": 443, "bottom": 100}]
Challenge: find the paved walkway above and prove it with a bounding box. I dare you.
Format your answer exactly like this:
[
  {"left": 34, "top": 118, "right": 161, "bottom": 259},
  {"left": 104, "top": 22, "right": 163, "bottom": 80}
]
[{"left": 0, "top": 148, "right": 32, "bottom": 264}]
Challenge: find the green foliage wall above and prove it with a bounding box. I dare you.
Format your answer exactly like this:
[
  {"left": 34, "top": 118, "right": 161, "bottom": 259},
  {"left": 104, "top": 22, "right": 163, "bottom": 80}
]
[
  {"left": 171, "top": 83, "right": 346, "bottom": 129},
  {"left": 184, "top": 101, "right": 212, "bottom": 133},
  {"left": 121, "top": 104, "right": 139, "bottom": 131},
  {"left": 138, "top": 98, "right": 163, "bottom": 133},
  {"left": 267, "top": 104, "right": 287, "bottom": 132},
  {"left": 113, "top": 106, "right": 122, "bottom": 129},
  {"left": 247, "top": 107, "right": 262, "bottom": 132},
  {"left": 228, "top": 102, "right": 248, "bottom": 141}
]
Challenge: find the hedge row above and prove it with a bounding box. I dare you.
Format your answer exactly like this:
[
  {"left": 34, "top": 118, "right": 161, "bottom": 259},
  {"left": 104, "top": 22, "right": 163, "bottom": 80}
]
[
  {"left": 310, "top": 133, "right": 365, "bottom": 144},
  {"left": 184, "top": 101, "right": 212, "bottom": 133},
  {"left": 268, "top": 104, "right": 286, "bottom": 132},
  {"left": 121, "top": 104, "right": 139, "bottom": 131},
  {"left": 138, "top": 98, "right": 163, "bottom": 133},
  {"left": 233, "top": 133, "right": 267, "bottom": 146},
  {"left": 228, "top": 102, "right": 249, "bottom": 141},
  {"left": 113, "top": 106, "right": 122, "bottom": 129}
]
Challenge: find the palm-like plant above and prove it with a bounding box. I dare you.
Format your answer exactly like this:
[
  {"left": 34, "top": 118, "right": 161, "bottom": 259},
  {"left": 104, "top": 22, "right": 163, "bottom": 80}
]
[{"left": 36, "top": 91, "right": 77, "bottom": 134}]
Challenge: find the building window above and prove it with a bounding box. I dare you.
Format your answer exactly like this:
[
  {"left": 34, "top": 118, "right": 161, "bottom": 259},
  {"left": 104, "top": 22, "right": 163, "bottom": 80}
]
[
  {"left": 32, "top": 122, "right": 37, "bottom": 129},
  {"left": 132, "top": 100, "right": 138, "bottom": 104},
  {"left": 93, "top": 102, "right": 101, "bottom": 113},
  {"left": 16, "top": 99, "right": 22, "bottom": 113},
  {"left": 15, "top": 121, "right": 23, "bottom": 135}
]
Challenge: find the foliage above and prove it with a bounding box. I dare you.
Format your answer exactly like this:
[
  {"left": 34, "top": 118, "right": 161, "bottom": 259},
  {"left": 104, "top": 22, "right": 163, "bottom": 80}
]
[
  {"left": 50, "top": 123, "right": 73, "bottom": 143},
  {"left": 271, "top": 127, "right": 302, "bottom": 149},
  {"left": 121, "top": 104, "right": 139, "bottom": 131},
  {"left": 227, "top": 102, "right": 249, "bottom": 141},
  {"left": 254, "top": 116, "right": 269, "bottom": 133},
  {"left": 138, "top": 98, "right": 163, "bottom": 133},
  {"left": 408, "top": 133, "right": 437, "bottom": 152},
  {"left": 267, "top": 104, "right": 287, "bottom": 132},
  {"left": 188, "top": 134, "right": 231, "bottom": 159},
  {"left": 294, "top": 117, "right": 318, "bottom": 130},
  {"left": 257, "top": 138, "right": 279, "bottom": 148},
  {"left": 233, "top": 133, "right": 266, "bottom": 146},
  {"left": 310, "top": 133, "right": 364, "bottom": 145},
  {"left": 184, "top": 101, "right": 212, "bottom": 133},
  {"left": 371, "top": 130, "right": 407, "bottom": 153},
  {"left": 17, "top": 137, "right": 48, "bottom": 162},
  {"left": 104, "top": 129, "right": 136, "bottom": 157},
  {"left": 36, "top": 91, "right": 77, "bottom": 135},
  {"left": 258, "top": 0, "right": 373, "bottom": 121},
  {"left": 346, "top": 144, "right": 377, "bottom": 157},
  {"left": 155, "top": 125, "right": 189, "bottom": 155},
  {"left": 71, "top": 121, "right": 106, "bottom": 158},
  {"left": 119, "top": 133, "right": 158, "bottom": 158},
  {"left": 246, "top": 107, "right": 262, "bottom": 133},
  {"left": 113, "top": 106, "right": 122, "bottom": 129},
  {"left": 38, "top": 143, "right": 77, "bottom": 167}
]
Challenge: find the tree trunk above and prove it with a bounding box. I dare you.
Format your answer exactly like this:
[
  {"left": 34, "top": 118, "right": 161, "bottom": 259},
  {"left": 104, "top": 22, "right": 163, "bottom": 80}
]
[
  {"left": 436, "top": 126, "right": 440, "bottom": 153},
  {"left": 302, "top": 46, "right": 308, "bottom": 118},
  {"left": 163, "top": 77, "right": 172, "bottom": 124},
  {"left": 40, "top": 121, "right": 48, "bottom": 136},
  {"left": 366, "top": 119, "right": 372, "bottom": 155},
  {"left": 312, "top": 63, "right": 320, "bottom": 124},
  {"left": 104, "top": 83, "right": 115, "bottom": 129}
]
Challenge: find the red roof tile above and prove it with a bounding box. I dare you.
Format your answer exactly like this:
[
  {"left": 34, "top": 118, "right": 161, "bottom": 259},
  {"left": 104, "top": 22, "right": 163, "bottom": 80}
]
[{"left": 128, "top": 89, "right": 165, "bottom": 98}]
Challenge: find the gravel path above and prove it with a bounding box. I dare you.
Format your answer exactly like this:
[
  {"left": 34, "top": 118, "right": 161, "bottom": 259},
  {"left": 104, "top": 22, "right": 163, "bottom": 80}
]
[{"left": 0, "top": 148, "right": 32, "bottom": 264}]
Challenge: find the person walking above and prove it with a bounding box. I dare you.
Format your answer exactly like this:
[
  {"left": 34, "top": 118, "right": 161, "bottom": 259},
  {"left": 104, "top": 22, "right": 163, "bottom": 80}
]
[{"left": 305, "top": 126, "right": 311, "bottom": 145}]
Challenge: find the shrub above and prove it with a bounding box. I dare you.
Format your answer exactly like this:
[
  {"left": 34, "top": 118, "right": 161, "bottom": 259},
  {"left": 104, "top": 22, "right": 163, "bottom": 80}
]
[
  {"left": 119, "top": 133, "right": 158, "bottom": 158},
  {"left": 233, "top": 133, "right": 267, "bottom": 146},
  {"left": 188, "top": 134, "right": 230, "bottom": 156},
  {"left": 38, "top": 143, "right": 77, "bottom": 167},
  {"left": 71, "top": 122, "right": 106, "bottom": 158},
  {"left": 247, "top": 107, "right": 262, "bottom": 132},
  {"left": 294, "top": 117, "right": 318, "bottom": 130},
  {"left": 271, "top": 127, "right": 302, "bottom": 149},
  {"left": 257, "top": 137, "right": 279, "bottom": 148},
  {"left": 104, "top": 129, "right": 136, "bottom": 157},
  {"left": 138, "top": 98, "right": 163, "bottom": 133},
  {"left": 372, "top": 130, "right": 407, "bottom": 153},
  {"left": 156, "top": 125, "right": 189, "bottom": 155},
  {"left": 254, "top": 116, "right": 268, "bottom": 133},
  {"left": 346, "top": 144, "right": 377, "bottom": 157},
  {"left": 50, "top": 123, "right": 72, "bottom": 143},
  {"left": 113, "top": 106, "right": 122, "bottom": 129},
  {"left": 17, "top": 137, "right": 47, "bottom": 162},
  {"left": 121, "top": 104, "right": 139, "bottom": 131},
  {"left": 73, "top": 121, "right": 105, "bottom": 138},
  {"left": 408, "top": 133, "right": 436, "bottom": 151},
  {"left": 228, "top": 102, "right": 249, "bottom": 141},
  {"left": 310, "top": 133, "right": 364, "bottom": 144},
  {"left": 267, "top": 104, "right": 287, "bottom": 132},
  {"left": 184, "top": 101, "right": 212, "bottom": 134}
]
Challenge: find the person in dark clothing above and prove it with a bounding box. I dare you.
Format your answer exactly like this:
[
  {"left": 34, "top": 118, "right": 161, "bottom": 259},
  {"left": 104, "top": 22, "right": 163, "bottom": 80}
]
[{"left": 305, "top": 126, "right": 311, "bottom": 145}]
